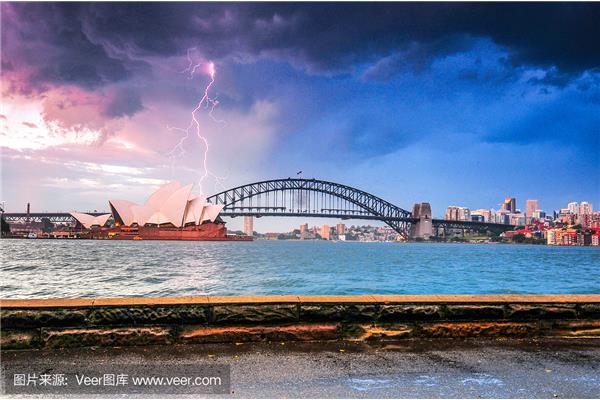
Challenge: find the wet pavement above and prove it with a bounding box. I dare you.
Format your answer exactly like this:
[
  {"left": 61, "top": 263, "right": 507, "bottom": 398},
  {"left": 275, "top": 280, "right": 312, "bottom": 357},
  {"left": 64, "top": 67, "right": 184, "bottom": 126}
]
[{"left": 2, "top": 338, "right": 600, "bottom": 398}]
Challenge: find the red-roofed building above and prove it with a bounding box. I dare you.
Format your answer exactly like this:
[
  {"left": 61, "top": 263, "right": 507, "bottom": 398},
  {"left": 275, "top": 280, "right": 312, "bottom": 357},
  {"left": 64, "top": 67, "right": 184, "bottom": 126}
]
[{"left": 515, "top": 229, "right": 534, "bottom": 238}]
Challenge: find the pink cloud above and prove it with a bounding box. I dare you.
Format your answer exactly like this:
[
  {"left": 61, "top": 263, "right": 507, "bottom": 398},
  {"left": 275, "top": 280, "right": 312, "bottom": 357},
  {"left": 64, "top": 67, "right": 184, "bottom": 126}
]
[
  {"left": 41, "top": 86, "right": 112, "bottom": 136},
  {"left": 21, "top": 121, "right": 38, "bottom": 128}
]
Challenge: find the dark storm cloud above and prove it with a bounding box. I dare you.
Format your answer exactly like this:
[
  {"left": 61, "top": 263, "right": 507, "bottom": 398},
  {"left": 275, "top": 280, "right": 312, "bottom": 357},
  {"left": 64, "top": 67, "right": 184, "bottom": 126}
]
[
  {"left": 1, "top": 3, "right": 128, "bottom": 90},
  {"left": 2, "top": 2, "right": 599, "bottom": 89},
  {"left": 80, "top": 3, "right": 600, "bottom": 75},
  {"left": 362, "top": 35, "right": 475, "bottom": 80},
  {"left": 343, "top": 118, "right": 418, "bottom": 158},
  {"left": 102, "top": 88, "right": 144, "bottom": 118}
]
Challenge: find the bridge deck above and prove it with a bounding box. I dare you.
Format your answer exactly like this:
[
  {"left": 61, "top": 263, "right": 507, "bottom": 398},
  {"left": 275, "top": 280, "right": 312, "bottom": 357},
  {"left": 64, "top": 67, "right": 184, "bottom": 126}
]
[{"left": 2, "top": 214, "right": 514, "bottom": 231}]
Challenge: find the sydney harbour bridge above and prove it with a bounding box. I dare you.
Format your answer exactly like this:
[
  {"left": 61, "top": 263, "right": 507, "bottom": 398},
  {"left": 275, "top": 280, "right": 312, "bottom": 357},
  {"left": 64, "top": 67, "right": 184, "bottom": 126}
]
[{"left": 2, "top": 178, "right": 516, "bottom": 239}]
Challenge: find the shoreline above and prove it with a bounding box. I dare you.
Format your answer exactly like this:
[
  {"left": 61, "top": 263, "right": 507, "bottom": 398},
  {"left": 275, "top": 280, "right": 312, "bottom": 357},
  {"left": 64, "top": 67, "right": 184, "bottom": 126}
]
[
  {"left": 2, "top": 294, "right": 599, "bottom": 350},
  {"left": 2, "top": 236, "right": 596, "bottom": 246}
]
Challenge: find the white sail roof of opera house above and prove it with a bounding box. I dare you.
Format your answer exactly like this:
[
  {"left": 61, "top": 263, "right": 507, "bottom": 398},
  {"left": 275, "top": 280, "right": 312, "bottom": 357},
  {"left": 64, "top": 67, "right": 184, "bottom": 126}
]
[
  {"left": 70, "top": 212, "right": 112, "bottom": 229},
  {"left": 108, "top": 181, "right": 225, "bottom": 228}
]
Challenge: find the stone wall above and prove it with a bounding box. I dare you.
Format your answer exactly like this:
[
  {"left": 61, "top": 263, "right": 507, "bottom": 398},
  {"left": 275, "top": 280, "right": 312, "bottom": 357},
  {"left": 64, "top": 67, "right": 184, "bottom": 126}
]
[{"left": 2, "top": 295, "right": 599, "bottom": 349}]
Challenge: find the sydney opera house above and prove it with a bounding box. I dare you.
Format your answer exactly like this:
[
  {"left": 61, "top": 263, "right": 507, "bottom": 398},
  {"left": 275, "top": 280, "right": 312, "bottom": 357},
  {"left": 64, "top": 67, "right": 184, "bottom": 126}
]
[{"left": 70, "top": 181, "right": 246, "bottom": 241}]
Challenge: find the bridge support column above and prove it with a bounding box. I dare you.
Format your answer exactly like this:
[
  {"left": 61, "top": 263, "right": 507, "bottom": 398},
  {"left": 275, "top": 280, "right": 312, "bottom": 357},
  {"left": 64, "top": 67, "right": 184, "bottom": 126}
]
[
  {"left": 410, "top": 203, "right": 433, "bottom": 240},
  {"left": 244, "top": 216, "right": 253, "bottom": 237}
]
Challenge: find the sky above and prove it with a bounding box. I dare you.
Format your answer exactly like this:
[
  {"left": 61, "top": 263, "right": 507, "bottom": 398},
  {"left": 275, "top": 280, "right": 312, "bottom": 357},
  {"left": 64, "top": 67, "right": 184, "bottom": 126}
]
[{"left": 1, "top": 2, "right": 599, "bottom": 232}]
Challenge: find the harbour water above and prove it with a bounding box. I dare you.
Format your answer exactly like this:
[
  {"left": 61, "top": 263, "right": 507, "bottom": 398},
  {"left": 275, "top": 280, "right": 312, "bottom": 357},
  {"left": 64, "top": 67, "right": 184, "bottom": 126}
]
[{"left": 1, "top": 240, "right": 598, "bottom": 298}]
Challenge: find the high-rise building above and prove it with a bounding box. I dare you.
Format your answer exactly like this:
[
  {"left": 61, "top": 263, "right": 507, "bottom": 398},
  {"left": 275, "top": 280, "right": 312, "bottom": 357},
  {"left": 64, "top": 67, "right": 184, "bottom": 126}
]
[
  {"left": 336, "top": 223, "right": 346, "bottom": 235},
  {"left": 445, "top": 207, "right": 453, "bottom": 220},
  {"left": 510, "top": 214, "right": 526, "bottom": 226},
  {"left": 471, "top": 214, "right": 484, "bottom": 222},
  {"left": 561, "top": 212, "right": 577, "bottom": 226},
  {"left": 532, "top": 209, "right": 546, "bottom": 220},
  {"left": 579, "top": 202, "right": 593, "bottom": 216},
  {"left": 591, "top": 212, "right": 600, "bottom": 229},
  {"left": 578, "top": 202, "right": 593, "bottom": 227},
  {"left": 496, "top": 209, "right": 510, "bottom": 224},
  {"left": 244, "top": 216, "right": 253, "bottom": 237},
  {"left": 461, "top": 208, "right": 471, "bottom": 221},
  {"left": 472, "top": 209, "right": 492, "bottom": 222},
  {"left": 525, "top": 200, "right": 539, "bottom": 219},
  {"left": 567, "top": 202, "right": 579, "bottom": 215},
  {"left": 502, "top": 197, "right": 516, "bottom": 213},
  {"left": 320, "top": 224, "right": 330, "bottom": 240},
  {"left": 445, "top": 206, "right": 471, "bottom": 221},
  {"left": 299, "top": 223, "right": 308, "bottom": 233}
]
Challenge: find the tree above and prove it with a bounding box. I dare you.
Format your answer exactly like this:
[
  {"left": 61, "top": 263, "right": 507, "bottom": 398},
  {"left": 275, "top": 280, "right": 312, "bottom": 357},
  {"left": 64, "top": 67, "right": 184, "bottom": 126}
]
[
  {"left": 41, "top": 217, "right": 54, "bottom": 233},
  {"left": 512, "top": 233, "right": 526, "bottom": 243},
  {"left": 1, "top": 217, "right": 10, "bottom": 235}
]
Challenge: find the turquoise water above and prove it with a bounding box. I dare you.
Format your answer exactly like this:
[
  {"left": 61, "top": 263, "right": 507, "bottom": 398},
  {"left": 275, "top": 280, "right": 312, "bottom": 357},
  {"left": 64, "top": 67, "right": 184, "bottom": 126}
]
[{"left": 0, "top": 240, "right": 598, "bottom": 298}]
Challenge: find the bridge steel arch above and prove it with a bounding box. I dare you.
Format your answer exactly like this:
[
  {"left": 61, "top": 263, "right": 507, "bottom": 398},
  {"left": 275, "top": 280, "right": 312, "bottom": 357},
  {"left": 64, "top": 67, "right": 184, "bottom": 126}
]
[{"left": 206, "top": 178, "right": 414, "bottom": 238}]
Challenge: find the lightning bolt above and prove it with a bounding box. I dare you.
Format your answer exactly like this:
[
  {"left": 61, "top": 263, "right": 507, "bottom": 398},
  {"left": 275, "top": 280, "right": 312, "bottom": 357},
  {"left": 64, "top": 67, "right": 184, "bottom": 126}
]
[{"left": 167, "top": 48, "right": 227, "bottom": 192}]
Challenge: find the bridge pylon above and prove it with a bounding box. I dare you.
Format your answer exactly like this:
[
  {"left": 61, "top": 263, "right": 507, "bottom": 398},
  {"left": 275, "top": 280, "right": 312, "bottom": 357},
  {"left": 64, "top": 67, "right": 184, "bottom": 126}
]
[{"left": 410, "top": 202, "right": 433, "bottom": 240}]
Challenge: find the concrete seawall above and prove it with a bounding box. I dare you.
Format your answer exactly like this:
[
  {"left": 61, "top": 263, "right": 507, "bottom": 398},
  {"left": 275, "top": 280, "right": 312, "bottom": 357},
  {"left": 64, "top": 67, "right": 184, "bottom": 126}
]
[{"left": 2, "top": 295, "right": 600, "bottom": 349}]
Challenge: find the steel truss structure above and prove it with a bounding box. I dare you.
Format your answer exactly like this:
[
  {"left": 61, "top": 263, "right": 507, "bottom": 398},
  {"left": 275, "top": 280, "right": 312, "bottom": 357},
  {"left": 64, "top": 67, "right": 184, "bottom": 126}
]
[
  {"left": 207, "top": 178, "right": 415, "bottom": 237},
  {"left": 2, "top": 212, "right": 106, "bottom": 224}
]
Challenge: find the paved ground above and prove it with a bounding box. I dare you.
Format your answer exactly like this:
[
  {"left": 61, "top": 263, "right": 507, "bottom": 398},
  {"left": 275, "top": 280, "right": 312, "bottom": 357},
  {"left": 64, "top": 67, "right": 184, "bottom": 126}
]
[{"left": 2, "top": 339, "right": 600, "bottom": 398}]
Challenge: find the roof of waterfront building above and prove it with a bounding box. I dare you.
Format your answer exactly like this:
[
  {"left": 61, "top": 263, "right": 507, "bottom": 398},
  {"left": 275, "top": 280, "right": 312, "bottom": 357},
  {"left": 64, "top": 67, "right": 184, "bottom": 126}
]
[
  {"left": 515, "top": 229, "right": 533, "bottom": 234},
  {"left": 69, "top": 212, "right": 112, "bottom": 229},
  {"left": 107, "top": 181, "right": 224, "bottom": 228}
]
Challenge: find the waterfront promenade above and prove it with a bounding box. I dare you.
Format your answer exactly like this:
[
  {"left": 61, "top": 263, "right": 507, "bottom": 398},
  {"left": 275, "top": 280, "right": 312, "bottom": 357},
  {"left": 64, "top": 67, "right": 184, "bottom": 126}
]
[
  {"left": 3, "top": 339, "right": 600, "bottom": 397},
  {"left": 2, "top": 294, "right": 600, "bottom": 397}
]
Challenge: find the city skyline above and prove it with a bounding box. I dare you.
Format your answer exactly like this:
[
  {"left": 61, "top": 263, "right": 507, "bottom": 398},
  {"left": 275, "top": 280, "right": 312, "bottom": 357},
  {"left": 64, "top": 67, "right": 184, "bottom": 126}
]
[
  {"left": 248, "top": 196, "right": 595, "bottom": 235},
  {"left": 1, "top": 3, "right": 599, "bottom": 233}
]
